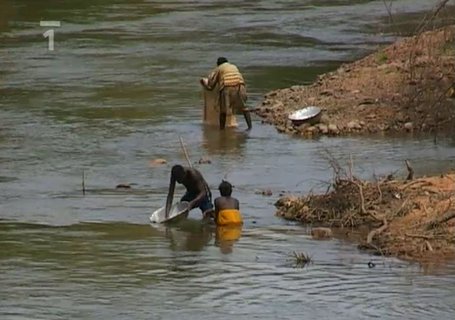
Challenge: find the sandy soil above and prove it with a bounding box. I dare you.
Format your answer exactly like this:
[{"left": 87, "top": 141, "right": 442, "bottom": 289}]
[{"left": 255, "top": 26, "right": 455, "bottom": 138}]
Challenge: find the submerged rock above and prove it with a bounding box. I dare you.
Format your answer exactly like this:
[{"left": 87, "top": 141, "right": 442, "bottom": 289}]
[
  {"left": 150, "top": 158, "right": 167, "bottom": 166},
  {"left": 116, "top": 184, "right": 131, "bottom": 189},
  {"left": 311, "top": 227, "right": 333, "bottom": 240}
]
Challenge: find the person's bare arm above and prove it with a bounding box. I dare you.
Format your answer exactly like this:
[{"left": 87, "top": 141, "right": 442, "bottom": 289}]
[
  {"left": 165, "top": 173, "right": 176, "bottom": 218},
  {"left": 234, "top": 198, "right": 240, "bottom": 210},
  {"left": 201, "top": 69, "right": 219, "bottom": 91},
  {"left": 187, "top": 170, "right": 208, "bottom": 209}
]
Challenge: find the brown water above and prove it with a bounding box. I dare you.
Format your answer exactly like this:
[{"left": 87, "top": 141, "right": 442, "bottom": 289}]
[{"left": 1, "top": 0, "right": 455, "bottom": 319}]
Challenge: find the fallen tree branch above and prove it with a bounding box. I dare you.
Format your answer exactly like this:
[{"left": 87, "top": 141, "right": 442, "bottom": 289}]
[
  {"left": 405, "top": 160, "right": 414, "bottom": 181},
  {"left": 427, "top": 210, "right": 455, "bottom": 229},
  {"left": 367, "top": 217, "right": 388, "bottom": 244},
  {"left": 347, "top": 180, "right": 367, "bottom": 215},
  {"left": 405, "top": 233, "right": 435, "bottom": 240}
]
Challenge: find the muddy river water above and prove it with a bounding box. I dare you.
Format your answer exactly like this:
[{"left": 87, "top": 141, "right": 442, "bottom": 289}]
[{"left": 1, "top": 0, "right": 455, "bottom": 319}]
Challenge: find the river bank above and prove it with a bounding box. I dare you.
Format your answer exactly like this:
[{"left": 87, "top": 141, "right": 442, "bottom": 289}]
[
  {"left": 255, "top": 25, "right": 455, "bottom": 137},
  {"left": 276, "top": 163, "right": 455, "bottom": 262}
]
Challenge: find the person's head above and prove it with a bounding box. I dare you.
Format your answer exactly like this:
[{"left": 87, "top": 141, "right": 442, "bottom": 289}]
[
  {"left": 216, "top": 57, "right": 228, "bottom": 66},
  {"left": 218, "top": 180, "right": 232, "bottom": 197},
  {"left": 171, "top": 165, "right": 185, "bottom": 183}
]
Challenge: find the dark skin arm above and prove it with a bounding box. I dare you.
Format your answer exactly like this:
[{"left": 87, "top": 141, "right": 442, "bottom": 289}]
[{"left": 165, "top": 174, "right": 177, "bottom": 219}]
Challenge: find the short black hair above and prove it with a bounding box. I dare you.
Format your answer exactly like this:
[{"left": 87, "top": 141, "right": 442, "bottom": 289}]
[
  {"left": 218, "top": 180, "right": 232, "bottom": 196},
  {"left": 171, "top": 165, "right": 185, "bottom": 180},
  {"left": 217, "top": 57, "right": 228, "bottom": 66}
]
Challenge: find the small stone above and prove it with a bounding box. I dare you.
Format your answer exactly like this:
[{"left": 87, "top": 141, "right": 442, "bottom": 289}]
[
  {"left": 311, "top": 227, "right": 333, "bottom": 240},
  {"left": 404, "top": 122, "right": 413, "bottom": 131},
  {"left": 347, "top": 120, "right": 361, "bottom": 130},
  {"left": 319, "top": 113, "right": 330, "bottom": 124},
  {"left": 306, "top": 126, "right": 317, "bottom": 133},
  {"left": 318, "top": 124, "right": 329, "bottom": 134},
  {"left": 197, "top": 156, "right": 212, "bottom": 164},
  {"left": 359, "top": 121, "right": 366, "bottom": 126},
  {"left": 272, "top": 101, "right": 284, "bottom": 110},
  {"left": 149, "top": 158, "right": 167, "bottom": 166},
  {"left": 328, "top": 124, "right": 339, "bottom": 135},
  {"left": 351, "top": 89, "right": 361, "bottom": 94},
  {"left": 320, "top": 89, "right": 334, "bottom": 96}
]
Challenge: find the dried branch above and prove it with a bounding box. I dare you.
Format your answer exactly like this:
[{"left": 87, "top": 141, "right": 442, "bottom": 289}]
[
  {"left": 405, "top": 160, "right": 414, "bottom": 181},
  {"left": 367, "top": 217, "right": 388, "bottom": 244},
  {"left": 427, "top": 209, "right": 455, "bottom": 229},
  {"left": 415, "top": 0, "right": 451, "bottom": 35}
]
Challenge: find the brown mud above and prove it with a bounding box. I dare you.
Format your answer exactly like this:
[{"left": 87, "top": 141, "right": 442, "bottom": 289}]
[{"left": 255, "top": 26, "right": 455, "bottom": 138}]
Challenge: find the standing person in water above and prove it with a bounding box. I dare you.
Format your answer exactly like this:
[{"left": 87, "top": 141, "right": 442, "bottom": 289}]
[
  {"left": 165, "top": 165, "right": 213, "bottom": 218},
  {"left": 200, "top": 57, "right": 252, "bottom": 130},
  {"left": 213, "top": 180, "right": 243, "bottom": 226}
]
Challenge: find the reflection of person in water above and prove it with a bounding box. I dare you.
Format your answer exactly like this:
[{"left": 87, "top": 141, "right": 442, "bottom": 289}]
[
  {"left": 201, "top": 125, "right": 248, "bottom": 156},
  {"left": 212, "top": 180, "right": 243, "bottom": 254},
  {"left": 164, "top": 220, "right": 213, "bottom": 252}
]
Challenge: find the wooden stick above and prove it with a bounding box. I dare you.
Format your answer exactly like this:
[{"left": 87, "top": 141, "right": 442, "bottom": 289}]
[
  {"left": 179, "top": 136, "right": 192, "bottom": 168},
  {"left": 405, "top": 160, "right": 414, "bottom": 181},
  {"left": 367, "top": 217, "right": 388, "bottom": 244}
]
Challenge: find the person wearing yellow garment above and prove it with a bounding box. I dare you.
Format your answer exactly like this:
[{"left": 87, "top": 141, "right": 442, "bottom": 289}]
[
  {"left": 212, "top": 180, "right": 243, "bottom": 253},
  {"left": 200, "top": 57, "right": 252, "bottom": 130}
]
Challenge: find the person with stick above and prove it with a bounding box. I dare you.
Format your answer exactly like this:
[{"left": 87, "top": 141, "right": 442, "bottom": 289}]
[
  {"left": 165, "top": 165, "right": 214, "bottom": 218},
  {"left": 200, "top": 57, "right": 252, "bottom": 130}
]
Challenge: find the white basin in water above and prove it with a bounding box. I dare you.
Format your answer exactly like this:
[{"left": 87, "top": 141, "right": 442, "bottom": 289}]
[
  {"left": 150, "top": 201, "right": 190, "bottom": 224},
  {"left": 288, "top": 106, "right": 322, "bottom": 125}
]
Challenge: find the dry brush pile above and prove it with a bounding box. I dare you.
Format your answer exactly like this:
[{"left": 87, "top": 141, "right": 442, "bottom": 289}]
[{"left": 276, "top": 159, "right": 455, "bottom": 261}]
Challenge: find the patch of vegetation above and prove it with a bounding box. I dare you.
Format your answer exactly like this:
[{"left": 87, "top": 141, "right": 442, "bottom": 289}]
[
  {"left": 376, "top": 51, "right": 389, "bottom": 64},
  {"left": 290, "top": 251, "right": 313, "bottom": 267}
]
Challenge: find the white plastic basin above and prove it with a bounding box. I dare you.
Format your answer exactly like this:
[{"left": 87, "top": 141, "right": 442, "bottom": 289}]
[{"left": 149, "top": 201, "right": 190, "bottom": 224}]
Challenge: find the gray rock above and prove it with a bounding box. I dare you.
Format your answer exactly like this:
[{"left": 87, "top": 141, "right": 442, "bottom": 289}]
[
  {"left": 404, "top": 122, "right": 413, "bottom": 131},
  {"left": 311, "top": 227, "right": 333, "bottom": 240}
]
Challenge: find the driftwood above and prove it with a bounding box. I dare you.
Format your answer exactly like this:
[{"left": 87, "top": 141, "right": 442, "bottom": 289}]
[
  {"left": 367, "top": 217, "right": 388, "bottom": 244},
  {"left": 405, "top": 160, "right": 414, "bottom": 181},
  {"left": 427, "top": 210, "right": 455, "bottom": 230}
]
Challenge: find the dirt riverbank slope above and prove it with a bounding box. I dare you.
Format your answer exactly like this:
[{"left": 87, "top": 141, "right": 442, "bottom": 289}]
[{"left": 255, "top": 26, "right": 455, "bottom": 137}]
